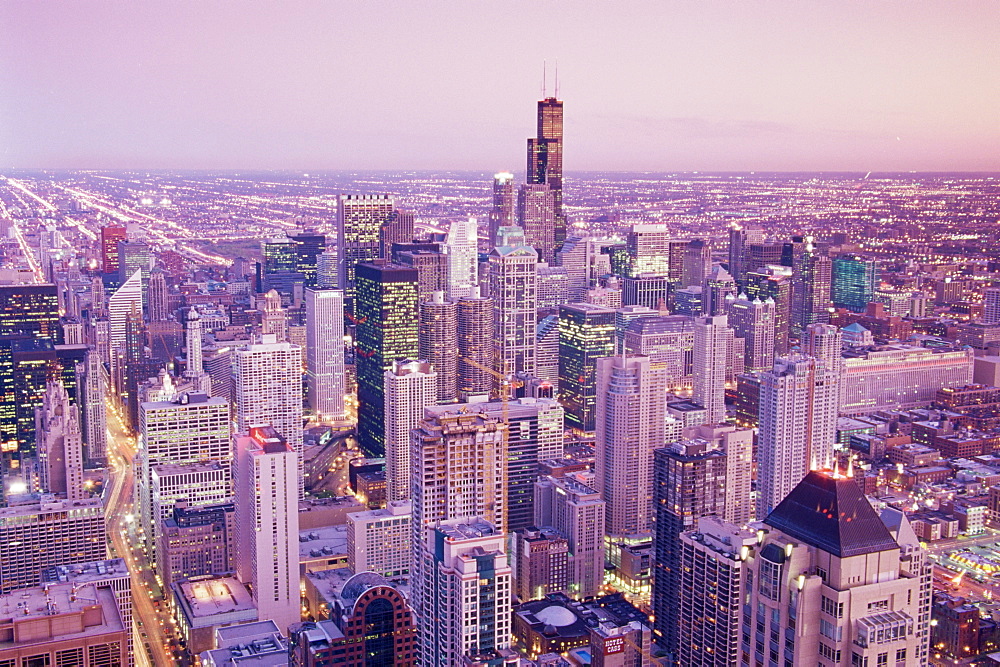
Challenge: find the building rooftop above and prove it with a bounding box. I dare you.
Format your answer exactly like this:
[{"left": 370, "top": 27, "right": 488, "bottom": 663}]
[
  {"left": 175, "top": 576, "right": 256, "bottom": 621},
  {"left": 299, "top": 524, "right": 348, "bottom": 562},
  {"left": 42, "top": 558, "right": 129, "bottom": 585},
  {"left": 764, "top": 470, "right": 901, "bottom": 558},
  {"left": 0, "top": 582, "right": 124, "bottom": 648}
]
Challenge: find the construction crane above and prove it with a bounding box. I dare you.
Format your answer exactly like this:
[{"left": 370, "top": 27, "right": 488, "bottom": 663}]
[{"left": 458, "top": 356, "right": 521, "bottom": 425}]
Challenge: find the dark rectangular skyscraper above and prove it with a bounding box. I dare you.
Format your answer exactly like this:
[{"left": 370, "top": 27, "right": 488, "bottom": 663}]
[
  {"left": 558, "top": 303, "right": 616, "bottom": 432},
  {"left": 354, "top": 261, "right": 419, "bottom": 457},
  {"left": 100, "top": 225, "right": 127, "bottom": 275},
  {"left": 526, "top": 97, "right": 564, "bottom": 250}
]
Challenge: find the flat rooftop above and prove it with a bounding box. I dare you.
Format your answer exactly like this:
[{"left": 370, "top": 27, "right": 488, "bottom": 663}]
[
  {"left": 177, "top": 577, "right": 255, "bottom": 620},
  {"left": 43, "top": 558, "right": 129, "bottom": 584},
  {"left": 0, "top": 582, "right": 124, "bottom": 647}
]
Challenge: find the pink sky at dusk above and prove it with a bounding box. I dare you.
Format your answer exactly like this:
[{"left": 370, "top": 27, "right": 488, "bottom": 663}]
[{"left": 2, "top": 1, "right": 999, "bottom": 171}]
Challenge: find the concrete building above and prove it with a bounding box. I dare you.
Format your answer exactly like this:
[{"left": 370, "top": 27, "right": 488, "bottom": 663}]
[
  {"left": 489, "top": 239, "right": 538, "bottom": 381},
  {"left": 346, "top": 499, "right": 412, "bottom": 579},
  {"left": 742, "top": 471, "right": 931, "bottom": 666},
  {"left": 173, "top": 576, "right": 258, "bottom": 656},
  {"left": 384, "top": 360, "right": 437, "bottom": 502},
  {"left": 595, "top": 355, "right": 666, "bottom": 539},
  {"left": 534, "top": 475, "right": 607, "bottom": 599},
  {"left": 692, "top": 314, "right": 731, "bottom": 424},
  {"left": 514, "top": 526, "right": 569, "bottom": 602},
  {"left": 728, "top": 294, "right": 776, "bottom": 373},
  {"left": 0, "top": 496, "right": 107, "bottom": 594},
  {"left": 305, "top": 287, "right": 346, "bottom": 422},
  {"left": 35, "top": 380, "right": 85, "bottom": 500},
  {"left": 200, "top": 620, "right": 288, "bottom": 666},
  {"left": 758, "top": 355, "right": 839, "bottom": 517},
  {"left": 456, "top": 287, "right": 494, "bottom": 400},
  {"left": 418, "top": 291, "right": 458, "bottom": 402},
  {"left": 233, "top": 426, "right": 300, "bottom": 634},
  {"left": 157, "top": 502, "right": 234, "bottom": 588}
]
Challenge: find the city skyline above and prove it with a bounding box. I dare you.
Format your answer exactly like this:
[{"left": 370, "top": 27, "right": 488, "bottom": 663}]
[{"left": 3, "top": 2, "right": 1000, "bottom": 172}]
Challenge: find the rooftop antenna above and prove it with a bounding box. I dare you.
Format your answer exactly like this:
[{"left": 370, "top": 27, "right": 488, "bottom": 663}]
[
  {"left": 554, "top": 60, "right": 560, "bottom": 99},
  {"left": 542, "top": 61, "right": 547, "bottom": 98}
]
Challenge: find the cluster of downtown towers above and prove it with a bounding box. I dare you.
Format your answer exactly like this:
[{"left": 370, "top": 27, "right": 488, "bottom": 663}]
[{"left": 0, "top": 94, "right": 941, "bottom": 666}]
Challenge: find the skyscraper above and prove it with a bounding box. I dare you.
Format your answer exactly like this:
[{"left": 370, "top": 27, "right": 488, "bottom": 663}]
[
  {"left": 517, "top": 183, "right": 556, "bottom": 262},
  {"left": 305, "top": 288, "right": 346, "bottom": 422},
  {"left": 336, "top": 194, "right": 395, "bottom": 308},
  {"left": 147, "top": 267, "right": 169, "bottom": 322},
  {"left": 117, "top": 240, "right": 151, "bottom": 307},
  {"left": 791, "top": 239, "right": 832, "bottom": 334},
  {"left": 182, "top": 308, "right": 212, "bottom": 394},
  {"left": 692, "top": 314, "right": 731, "bottom": 424},
  {"left": 832, "top": 254, "right": 879, "bottom": 313},
  {"left": 259, "top": 288, "right": 288, "bottom": 341},
  {"left": 354, "top": 261, "right": 419, "bottom": 457},
  {"left": 378, "top": 210, "right": 414, "bottom": 261},
  {"left": 233, "top": 426, "right": 300, "bottom": 634},
  {"left": 651, "top": 439, "right": 727, "bottom": 654},
  {"left": 757, "top": 354, "right": 838, "bottom": 517},
  {"left": 289, "top": 232, "right": 326, "bottom": 288},
  {"left": 527, "top": 95, "right": 564, "bottom": 250},
  {"left": 383, "top": 359, "right": 437, "bottom": 503},
  {"left": 744, "top": 267, "right": 792, "bottom": 355},
  {"left": 233, "top": 335, "right": 304, "bottom": 495},
  {"left": 444, "top": 217, "right": 479, "bottom": 299},
  {"left": 728, "top": 294, "right": 776, "bottom": 373},
  {"left": 456, "top": 287, "right": 493, "bottom": 401},
  {"left": 985, "top": 287, "right": 1000, "bottom": 325},
  {"left": 35, "top": 380, "right": 84, "bottom": 500},
  {"left": 802, "top": 322, "right": 843, "bottom": 372},
  {"left": 703, "top": 265, "right": 738, "bottom": 317},
  {"left": 595, "top": 354, "right": 666, "bottom": 539},
  {"left": 100, "top": 224, "right": 127, "bottom": 276},
  {"left": 534, "top": 475, "right": 607, "bottom": 599},
  {"left": 108, "top": 269, "right": 143, "bottom": 353},
  {"left": 489, "top": 241, "right": 538, "bottom": 382},
  {"left": 558, "top": 303, "right": 616, "bottom": 432},
  {"left": 489, "top": 172, "right": 516, "bottom": 248},
  {"left": 726, "top": 226, "right": 764, "bottom": 286},
  {"left": 418, "top": 292, "right": 458, "bottom": 403},
  {"left": 410, "top": 411, "right": 509, "bottom": 664}
]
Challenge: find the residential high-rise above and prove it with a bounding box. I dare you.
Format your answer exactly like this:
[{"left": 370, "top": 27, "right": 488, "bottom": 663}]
[
  {"left": 336, "top": 194, "right": 395, "bottom": 307},
  {"left": 346, "top": 500, "right": 412, "bottom": 578},
  {"left": 518, "top": 183, "right": 556, "bottom": 262},
  {"left": 791, "top": 239, "right": 832, "bottom": 334},
  {"left": 728, "top": 294, "right": 776, "bottom": 373},
  {"left": 832, "top": 254, "right": 879, "bottom": 313},
  {"left": 802, "top": 322, "right": 842, "bottom": 372},
  {"left": 421, "top": 520, "right": 513, "bottom": 665},
  {"left": 395, "top": 245, "right": 448, "bottom": 301},
  {"left": 513, "top": 527, "right": 568, "bottom": 602},
  {"left": 558, "top": 303, "right": 616, "bottom": 432},
  {"left": 410, "top": 411, "right": 509, "bottom": 665},
  {"left": 137, "top": 392, "right": 231, "bottom": 558},
  {"left": 757, "top": 354, "right": 838, "bottom": 517},
  {"left": 692, "top": 314, "right": 731, "bottom": 424},
  {"left": 444, "top": 217, "right": 479, "bottom": 299},
  {"left": 456, "top": 287, "right": 493, "bottom": 400},
  {"left": 984, "top": 287, "right": 1000, "bottom": 325},
  {"left": 316, "top": 248, "right": 338, "bottom": 289},
  {"left": 677, "top": 517, "right": 757, "bottom": 666},
  {"left": 489, "top": 172, "right": 516, "bottom": 248},
  {"left": 147, "top": 267, "right": 169, "bottom": 322},
  {"left": 744, "top": 267, "right": 792, "bottom": 355},
  {"left": 651, "top": 439, "right": 727, "bottom": 654},
  {"left": 534, "top": 475, "right": 607, "bottom": 599},
  {"left": 305, "top": 288, "right": 346, "bottom": 422},
  {"left": 535, "top": 313, "right": 560, "bottom": 387},
  {"left": 35, "top": 380, "right": 84, "bottom": 500},
  {"left": 354, "top": 261, "right": 419, "bottom": 457},
  {"left": 703, "top": 265, "right": 738, "bottom": 317},
  {"left": 595, "top": 355, "right": 666, "bottom": 539},
  {"left": 742, "top": 470, "right": 930, "bottom": 666},
  {"left": 489, "top": 240, "right": 538, "bottom": 382},
  {"left": 418, "top": 292, "right": 458, "bottom": 403},
  {"left": 233, "top": 426, "right": 300, "bottom": 635},
  {"left": 527, "top": 95, "right": 565, "bottom": 249},
  {"left": 425, "top": 397, "right": 564, "bottom": 532},
  {"left": 726, "top": 226, "right": 764, "bottom": 286},
  {"left": 0, "top": 496, "right": 107, "bottom": 593},
  {"left": 623, "top": 315, "right": 694, "bottom": 391},
  {"left": 384, "top": 359, "right": 437, "bottom": 502},
  {"left": 626, "top": 224, "right": 683, "bottom": 278},
  {"left": 233, "top": 335, "right": 304, "bottom": 494},
  {"left": 100, "top": 224, "right": 127, "bottom": 275}
]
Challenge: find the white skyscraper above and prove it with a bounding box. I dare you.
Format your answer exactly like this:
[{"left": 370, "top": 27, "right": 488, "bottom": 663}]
[
  {"left": 802, "top": 322, "right": 843, "bottom": 372},
  {"left": 410, "top": 410, "right": 509, "bottom": 665},
  {"left": 489, "top": 241, "right": 538, "bottom": 380},
  {"left": 595, "top": 354, "right": 666, "bottom": 538},
  {"left": 384, "top": 359, "right": 437, "bottom": 502},
  {"left": 183, "top": 308, "right": 212, "bottom": 394},
  {"left": 305, "top": 288, "right": 346, "bottom": 422},
  {"left": 35, "top": 380, "right": 85, "bottom": 500},
  {"left": 692, "top": 314, "right": 731, "bottom": 425},
  {"left": 107, "top": 268, "right": 142, "bottom": 352},
  {"left": 137, "top": 392, "right": 232, "bottom": 559},
  {"left": 727, "top": 294, "right": 776, "bottom": 373},
  {"left": 757, "top": 354, "right": 839, "bottom": 517},
  {"left": 445, "top": 216, "right": 479, "bottom": 299},
  {"left": 233, "top": 335, "right": 304, "bottom": 497},
  {"left": 233, "top": 426, "right": 300, "bottom": 634}
]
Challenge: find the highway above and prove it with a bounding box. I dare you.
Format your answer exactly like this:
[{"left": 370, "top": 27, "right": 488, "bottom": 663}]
[{"left": 104, "top": 408, "right": 179, "bottom": 667}]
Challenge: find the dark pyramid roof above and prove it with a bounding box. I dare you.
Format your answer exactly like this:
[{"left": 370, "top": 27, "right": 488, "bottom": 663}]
[{"left": 763, "top": 471, "right": 900, "bottom": 558}]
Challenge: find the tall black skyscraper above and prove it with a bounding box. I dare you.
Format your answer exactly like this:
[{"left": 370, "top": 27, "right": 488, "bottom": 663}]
[
  {"left": 337, "top": 194, "right": 395, "bottom": 311},
  {"left": 354, "top": 261, "right": 419, "bottom": 457},
  {"left": 527, "top": 96, "right": 564, "bottom": 251}
]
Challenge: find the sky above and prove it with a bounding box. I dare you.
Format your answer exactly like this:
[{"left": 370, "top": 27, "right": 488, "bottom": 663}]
[{"left": 2, "top": 1, "right": 999, "bottom": 172}]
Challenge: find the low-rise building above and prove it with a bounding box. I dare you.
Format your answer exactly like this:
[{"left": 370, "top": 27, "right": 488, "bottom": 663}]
[{"left": 172, "top": 576, "right": 258, "bottom": 655}]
